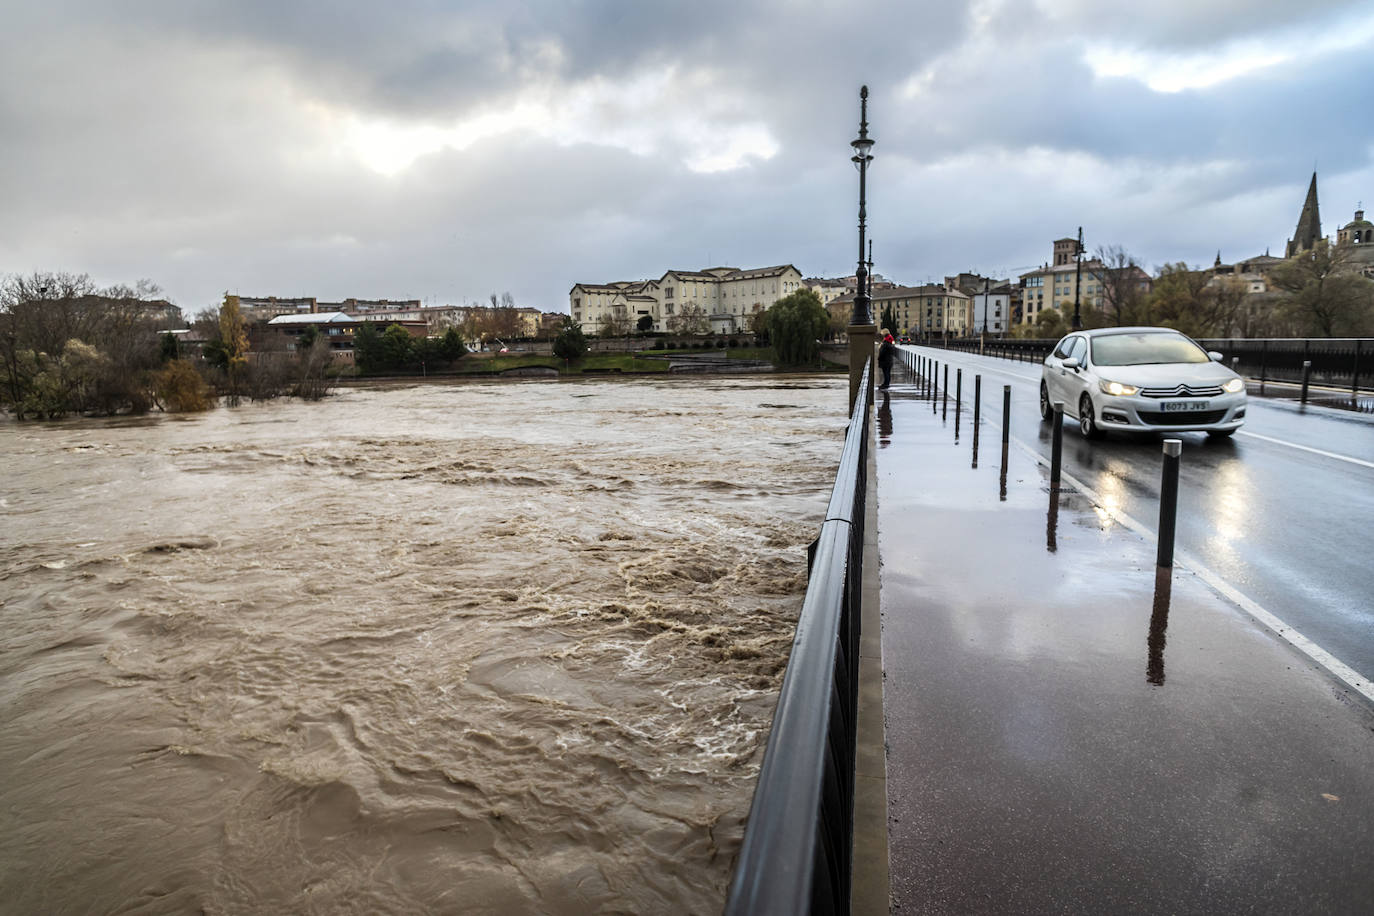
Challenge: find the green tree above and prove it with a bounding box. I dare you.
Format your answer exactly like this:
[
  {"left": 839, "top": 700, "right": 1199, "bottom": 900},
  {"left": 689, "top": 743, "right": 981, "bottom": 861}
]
[
  {"left": 380, "top": 324, "right": 414, "bottom": 371},
  {"left": 552, "top": 316, "right": 588, "bottom": 362},
  {"left": 352, "top": 321, "right": 383, "bottom": 373},
  {"left": 637, "top": 314, "right": 654, "bottom": 333},
  {"left": 767, "top": 288, "right": 830, "bottom": 367},
  {"left": 1268, "top": 240, "right": 1374, "bottom": 337},
  {"left": 880, "top": 304, "right": 898, "bottom": 336},
  {"left": 1035, "top": 307, "right": 1066, "bottom": 338},
  {"left": 159, "top": 331, "right": 180, "bottom": 363},
  {"left": 440, "top": 326, "right": 466, "bottom": 362},
  {"left": 413, "top": 336, "right": 441, "bottom": 375}
]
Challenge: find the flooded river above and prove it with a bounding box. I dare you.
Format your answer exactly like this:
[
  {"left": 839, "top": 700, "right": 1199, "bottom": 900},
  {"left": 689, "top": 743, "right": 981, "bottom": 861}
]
[{"left": 0, "top": 376, "right": 847, "bottom": 914}]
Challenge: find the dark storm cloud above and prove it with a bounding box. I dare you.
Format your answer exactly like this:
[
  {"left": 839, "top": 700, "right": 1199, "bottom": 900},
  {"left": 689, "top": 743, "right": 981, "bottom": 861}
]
[{"left": 0, "top": 0, "right": 1371, "bottom": 311}]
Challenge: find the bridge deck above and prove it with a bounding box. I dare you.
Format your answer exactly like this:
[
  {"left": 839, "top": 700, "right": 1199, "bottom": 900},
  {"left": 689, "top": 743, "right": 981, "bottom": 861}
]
[{"left": 874, "top": 383, "right": 1374, "bottom": 913}]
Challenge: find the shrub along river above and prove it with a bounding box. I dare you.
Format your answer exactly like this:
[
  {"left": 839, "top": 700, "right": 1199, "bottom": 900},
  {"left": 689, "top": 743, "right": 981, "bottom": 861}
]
[{"left": 0, "top": 375, "right": 846, "bottom": 914}]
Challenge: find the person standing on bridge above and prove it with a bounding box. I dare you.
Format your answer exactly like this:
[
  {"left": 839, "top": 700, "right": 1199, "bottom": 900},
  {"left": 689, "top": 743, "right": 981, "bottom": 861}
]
[{"left": 878, "top": 330, "right": 896, "bottom": 390}]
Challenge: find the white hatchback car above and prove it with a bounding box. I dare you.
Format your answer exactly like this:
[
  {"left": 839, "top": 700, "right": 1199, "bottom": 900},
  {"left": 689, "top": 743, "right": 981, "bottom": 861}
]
[{"left": 1040, "top": 327, "right": 1247, "bottom": 439}]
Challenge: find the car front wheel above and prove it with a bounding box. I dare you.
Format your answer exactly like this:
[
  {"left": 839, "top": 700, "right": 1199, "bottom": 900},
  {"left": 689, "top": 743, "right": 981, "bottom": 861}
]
[{"left": 1079, "top": 393, "right": 1103, "bottom": 440}]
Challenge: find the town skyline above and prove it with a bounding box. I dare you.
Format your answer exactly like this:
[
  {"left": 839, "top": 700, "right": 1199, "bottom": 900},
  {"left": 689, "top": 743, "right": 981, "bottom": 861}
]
[{"left": 3, "top": 1, "right": 1371, "bottom": 314}]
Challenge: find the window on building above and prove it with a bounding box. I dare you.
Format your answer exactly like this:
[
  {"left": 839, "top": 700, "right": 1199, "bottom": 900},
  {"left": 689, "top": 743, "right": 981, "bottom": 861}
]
[{"left": 665, "top": 288, "right": 674, "bottom": 299}]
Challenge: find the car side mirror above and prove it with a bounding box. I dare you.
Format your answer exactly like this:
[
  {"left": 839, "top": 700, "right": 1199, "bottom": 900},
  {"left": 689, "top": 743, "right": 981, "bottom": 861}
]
[
  {"left": 1208, "top": 351, "right": 1224, "bottom": 362},
  {"left": 1062, "top": 357, "right": 1081, "bottom": 370}
]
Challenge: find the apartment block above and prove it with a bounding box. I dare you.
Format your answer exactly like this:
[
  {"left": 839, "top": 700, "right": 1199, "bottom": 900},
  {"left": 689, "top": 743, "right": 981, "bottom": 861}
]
[{"left": 569, "top": 264, "right": 805, "bottom": 335}]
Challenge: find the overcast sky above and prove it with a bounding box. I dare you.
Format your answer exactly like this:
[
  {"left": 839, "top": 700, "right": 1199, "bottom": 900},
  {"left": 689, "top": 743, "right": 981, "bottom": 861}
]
[{"left": 3, "top": 0, "right": 1372, "bottom": 315}]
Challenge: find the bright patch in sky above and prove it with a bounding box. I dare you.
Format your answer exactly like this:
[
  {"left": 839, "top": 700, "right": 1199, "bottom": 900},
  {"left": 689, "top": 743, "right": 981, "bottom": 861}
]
[
  {"left": 1086, "top": 12, "right": 1374, "bottom": 93},
  {"left": 1085, "top": 43, "right": 1289, "bottom": 92},
  {"left": 338, "top": 70, "right": 779, "bottom": 176}
]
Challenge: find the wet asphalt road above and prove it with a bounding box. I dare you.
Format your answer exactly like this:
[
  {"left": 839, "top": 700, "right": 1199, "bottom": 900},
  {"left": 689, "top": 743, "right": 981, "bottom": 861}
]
[
  {"left": 896, "top": 345, "right": 1374, "bottom": 684},
  {"left": 875, "top": 373, "right": 1374, "bottom": 913}
]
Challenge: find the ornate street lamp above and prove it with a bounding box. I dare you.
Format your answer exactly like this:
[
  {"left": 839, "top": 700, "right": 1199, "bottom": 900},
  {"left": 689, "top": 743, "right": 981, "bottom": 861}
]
[
  {"left": 1071, "top": 225, "right": 1085, "bottom": 331},
  {"left": 851, "top": 86, "right": 875, "bottom": 327}
]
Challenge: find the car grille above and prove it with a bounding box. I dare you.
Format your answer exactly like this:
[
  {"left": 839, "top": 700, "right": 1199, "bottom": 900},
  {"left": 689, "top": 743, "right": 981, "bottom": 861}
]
[
  {"left": 1140, "top": 383, "right": 1224, "bottom": 398},
  {"left": 1138, "top": 409, "right": 1229, "bottom": 426}
]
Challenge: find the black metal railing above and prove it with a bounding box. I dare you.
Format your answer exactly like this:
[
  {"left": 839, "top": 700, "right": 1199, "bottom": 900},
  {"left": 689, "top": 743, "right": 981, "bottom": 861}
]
[
  {"left": 932, "top": 336, "right": 1372, "bottom": 394},
  {"left": 938, "top": 337, "right": 1058, "bottom": 363},
  {"left": 724, "top": 358, "right": 871, "bottom": 916},
  {"left": 1194, "top": 338, "right": 1371, "bottom": 393}
]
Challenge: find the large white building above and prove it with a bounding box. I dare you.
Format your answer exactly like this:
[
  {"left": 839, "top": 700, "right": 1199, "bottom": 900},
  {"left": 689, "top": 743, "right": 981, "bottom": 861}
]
[{"left": 569, "top": 265, "right": 805, "bottom": 335}]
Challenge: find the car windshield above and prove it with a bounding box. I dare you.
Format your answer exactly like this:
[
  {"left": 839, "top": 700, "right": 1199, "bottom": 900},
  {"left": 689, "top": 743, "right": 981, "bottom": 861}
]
[{"left": 1091, "top": 332, "right": 1209, "bottom": 366}]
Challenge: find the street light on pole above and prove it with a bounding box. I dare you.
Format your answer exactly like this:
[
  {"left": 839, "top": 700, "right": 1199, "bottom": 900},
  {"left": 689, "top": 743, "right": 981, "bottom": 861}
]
[
  {"left": 980, "top": 276, "right": 989, "bottom": 355},
  {"left": 847, "top": 85, "right": 876, "bottom": 410},
  {"left": 851, "top": 88, "right": 874, "bottom": 327},
  {"left": 1071, "top": 225, "right": 1084, "bottom": 331}
]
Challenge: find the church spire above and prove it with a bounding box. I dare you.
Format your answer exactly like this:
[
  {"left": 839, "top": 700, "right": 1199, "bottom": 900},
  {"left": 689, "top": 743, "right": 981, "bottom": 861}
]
[{"left": 1285, "top": 172, "right": 1322, "bottom": 258}]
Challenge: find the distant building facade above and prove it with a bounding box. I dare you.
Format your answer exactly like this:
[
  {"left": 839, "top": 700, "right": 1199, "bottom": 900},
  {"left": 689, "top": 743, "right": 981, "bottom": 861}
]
[
  {"left": 569, "top": 265, "right": 805, "bottom": 335},
  {"left": 831, "top": 284, "right": 972, "bottom": 338},
  {"left": 1020, "top": 240, "right": 1101, "bottom": 325}
]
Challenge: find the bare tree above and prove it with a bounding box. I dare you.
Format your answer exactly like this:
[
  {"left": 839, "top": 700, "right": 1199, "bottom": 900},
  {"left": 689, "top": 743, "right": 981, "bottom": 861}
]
[
  {"left": 598, "top": 308, "right": 633, "bottom": 338},
  {"left": 1090, "top": 245, "right": 1149, "bottom": 326},
  {"left": 1268, "top": 240, "right": 1374, "bottom": 337},
  {"left": 1143, "top": 264, "right": 1248, "bottom": 338},
  {"left": 666, "top": 303, "right": 708, "bottom": 335}
]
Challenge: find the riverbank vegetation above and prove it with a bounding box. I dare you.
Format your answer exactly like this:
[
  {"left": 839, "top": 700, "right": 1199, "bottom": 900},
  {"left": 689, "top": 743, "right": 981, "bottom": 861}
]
[
  {"left": 1, "top": 273, "right": 336, "bottom": 419},
  {"left": 2, "top": 272, "right": 846, "bottom": 421}
]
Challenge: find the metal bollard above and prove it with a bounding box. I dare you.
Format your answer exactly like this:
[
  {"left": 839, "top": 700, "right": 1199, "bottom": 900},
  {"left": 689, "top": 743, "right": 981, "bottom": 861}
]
[
  {"left": 972, "top": 375, "right": 982, "bottom": 468},
  {"left": 933, "top": 361, "right": 939, "bottom": 413},
  {"left": 943, "top": 365, "right": 949, "bottom": 420},
  {"left": 1301, "top": 359, "right": 1312, "bottom": 405},
  {"left": 1000, "top": 384, "right": 1011, "bottom": 500},
  {"left": 1157, "top": 439, "right": 1182, "bottom": 568},
  {"left": 974, "top": 375, "right": 982, "bottom": 427},
  {"left": 1050, "top": 403, "right": 1064, "bottom": 496},
  {"left": 955, "top": 369, "right": 963, "bottom": 437}
]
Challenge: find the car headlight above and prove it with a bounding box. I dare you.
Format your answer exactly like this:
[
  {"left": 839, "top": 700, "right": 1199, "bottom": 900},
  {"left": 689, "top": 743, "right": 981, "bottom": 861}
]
[
  {"left": 1099, "top": 379, "right": 1138, "bottom": 396},
  {"left": 1222, "top": 377, "right": 1245, "bottom": 393}
]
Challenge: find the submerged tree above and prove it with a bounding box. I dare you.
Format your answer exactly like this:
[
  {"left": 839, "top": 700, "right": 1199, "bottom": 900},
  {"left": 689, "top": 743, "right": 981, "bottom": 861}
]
[
  {"left": 217, "top": 293, "right": 250, "bottom": 404},
  {"left": 0, "top": 272, "right": 171, "bottom": 418},
  {"left": 155, "top": 358, "right": 213, "bottom": 412}
]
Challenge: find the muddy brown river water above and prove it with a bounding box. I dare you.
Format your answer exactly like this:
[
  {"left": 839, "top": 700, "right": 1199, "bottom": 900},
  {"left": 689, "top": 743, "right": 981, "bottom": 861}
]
[{"left": 0, "top": 376, "right": 847, "bottom": 915}]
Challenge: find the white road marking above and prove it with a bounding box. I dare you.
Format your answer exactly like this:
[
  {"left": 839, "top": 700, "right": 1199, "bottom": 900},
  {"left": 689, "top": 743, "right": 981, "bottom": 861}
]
[
  {"left": 1007, "top": 436, "right": 1374, "bottom": 706},
  {"left": 1236, "top": 431, "right": 1374, "bottom": 470}
]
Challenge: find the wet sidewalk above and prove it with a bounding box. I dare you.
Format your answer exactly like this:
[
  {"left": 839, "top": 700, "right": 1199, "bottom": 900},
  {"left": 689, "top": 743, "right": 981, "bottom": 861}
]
[{"left": 875, "top": 385, "right": 1374, "bottom": 914}]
